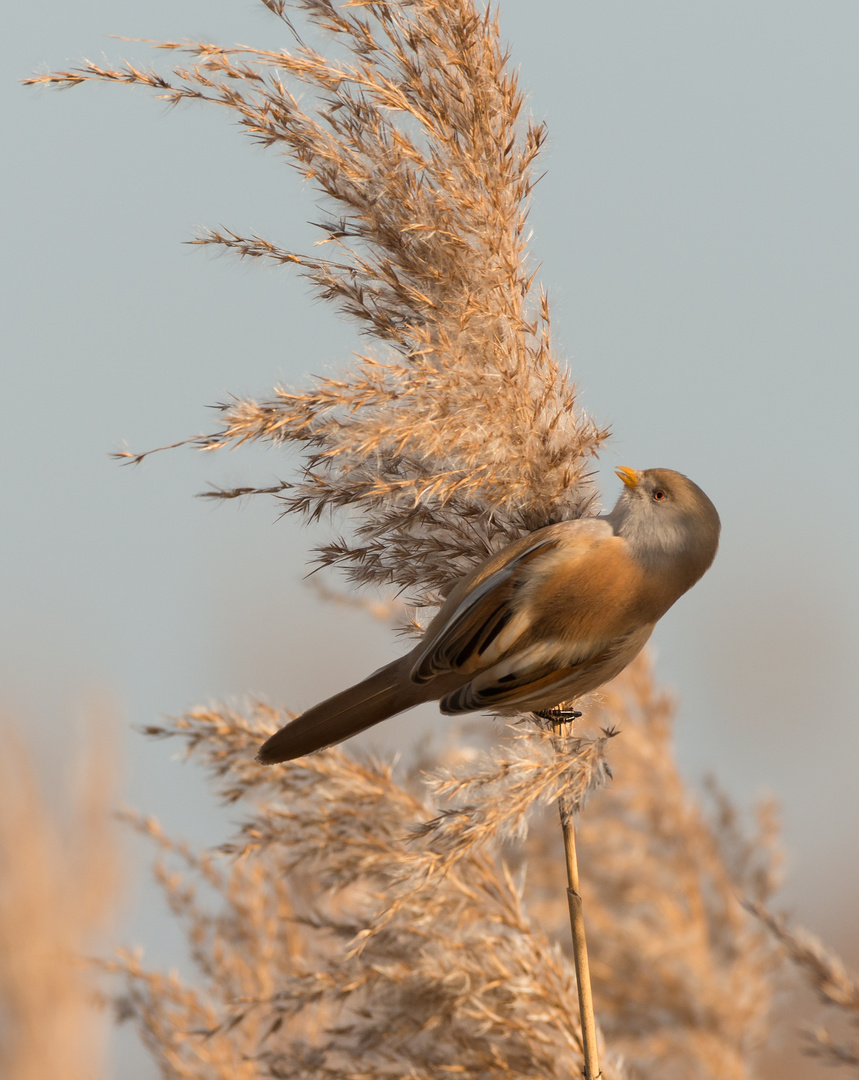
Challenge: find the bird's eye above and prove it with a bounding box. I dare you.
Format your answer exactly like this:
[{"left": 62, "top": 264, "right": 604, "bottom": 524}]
[{"left": 652, "top": 489, "right": 667, "bottom": 501}]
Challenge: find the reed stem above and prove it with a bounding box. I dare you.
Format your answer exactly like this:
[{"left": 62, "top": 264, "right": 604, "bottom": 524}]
[
  {"left": 544, "top": 710, "right": 601, "bottom": 1080},
  {"left": 559, "top": 793, "right": 600, "bottom": 1079}
]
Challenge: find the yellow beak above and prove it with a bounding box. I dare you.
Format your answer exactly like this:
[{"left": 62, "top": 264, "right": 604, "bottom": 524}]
[{"left": 615, "top": 466, "right": 640, "bottom": 488}]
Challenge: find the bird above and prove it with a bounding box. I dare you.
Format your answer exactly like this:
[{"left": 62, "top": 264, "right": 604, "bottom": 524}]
[{"left": 257, "top": 467, "right": 720, "bottom": 764}]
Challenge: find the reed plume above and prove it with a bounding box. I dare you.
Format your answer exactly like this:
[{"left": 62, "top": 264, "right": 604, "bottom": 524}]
[
  {"left": 126, "top": 663, "right": 783, "bottom": 1079},
  {"left": 27, "top": 0, "right": 608, "bottom": 619}
]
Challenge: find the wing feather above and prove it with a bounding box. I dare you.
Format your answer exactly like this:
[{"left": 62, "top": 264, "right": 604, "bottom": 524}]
[
  {"left": 439, "top": 651, "right": 604, "bottom": 714},
  {"left": 410, "top": 536, "right": 560, "bottom": 683},
  {"left": 440, "top": 624, "right": 654, "bottom": 715}
]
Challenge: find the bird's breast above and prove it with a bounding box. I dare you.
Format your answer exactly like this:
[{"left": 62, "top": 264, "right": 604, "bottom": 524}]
[{"left": 524, "top": 536, "right": 671, "bottom": 643}]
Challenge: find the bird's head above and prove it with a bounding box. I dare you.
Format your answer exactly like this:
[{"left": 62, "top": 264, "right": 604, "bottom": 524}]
[{"left": 605, "top": 467, "right": 721, "bottom": 585}]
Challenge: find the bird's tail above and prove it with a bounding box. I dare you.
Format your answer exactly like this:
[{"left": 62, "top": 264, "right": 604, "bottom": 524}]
[{"left": 256, "top": 660, "right": 413, "bottom": 764}]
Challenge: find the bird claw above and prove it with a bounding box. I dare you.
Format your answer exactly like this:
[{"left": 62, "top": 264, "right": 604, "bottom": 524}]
[
  {"left": 533, "top": 707, "right": 583, "bottom": 734},
  {"left": 534, "top": 707, "right": 583, "bottom": 722}
]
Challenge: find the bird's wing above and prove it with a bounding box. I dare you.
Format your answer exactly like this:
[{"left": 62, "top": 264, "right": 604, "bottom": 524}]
[
  {"left": 410, "top": 535, "right": 560, "bottom": 683},
  {"left": 410, "top": 520, "right": 613, "bottom": 684},
  {"left": 438, "top": 633, "right": 640, "bottom": 714}
]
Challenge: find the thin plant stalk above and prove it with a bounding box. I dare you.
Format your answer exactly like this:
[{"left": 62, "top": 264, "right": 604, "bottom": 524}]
[
  {"left": 559, "top": 794, "right": 600, "bottom": 1080},
  {"left": 550, "top": 712, "right": 601, "bottom": 1080}
]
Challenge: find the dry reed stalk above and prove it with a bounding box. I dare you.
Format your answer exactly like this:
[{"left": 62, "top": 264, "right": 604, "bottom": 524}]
[
  {"left": 551, "top": 714, "right": 601, "bottom": 1080},
  {"left": 559, "top": 802, "right": 600, "bottom": 1079}
]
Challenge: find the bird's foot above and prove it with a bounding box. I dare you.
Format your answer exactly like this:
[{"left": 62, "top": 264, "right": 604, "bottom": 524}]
[
  {"left": 534, "top": 707, "right": 584, "bottom": 738},
  {"left": 534, "top": 707, "right": 583, "bottom": 723}
]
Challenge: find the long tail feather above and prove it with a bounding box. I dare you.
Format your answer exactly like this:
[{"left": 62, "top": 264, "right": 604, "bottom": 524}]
[{"left": 257, "top": 661, "right": 413, "bottom": 763}]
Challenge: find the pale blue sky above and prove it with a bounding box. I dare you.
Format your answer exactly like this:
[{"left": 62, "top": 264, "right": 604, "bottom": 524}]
[{"left": 7, "top": 3, "right": 859, "bottom": 1075}]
